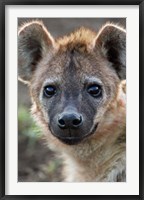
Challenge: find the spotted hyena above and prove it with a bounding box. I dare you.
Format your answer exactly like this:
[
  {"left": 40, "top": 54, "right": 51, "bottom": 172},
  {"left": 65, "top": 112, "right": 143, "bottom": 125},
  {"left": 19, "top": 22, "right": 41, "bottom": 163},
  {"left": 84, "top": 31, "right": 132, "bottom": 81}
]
[{"left": 18, "top": 20, "right": 126, "bottom": 182}]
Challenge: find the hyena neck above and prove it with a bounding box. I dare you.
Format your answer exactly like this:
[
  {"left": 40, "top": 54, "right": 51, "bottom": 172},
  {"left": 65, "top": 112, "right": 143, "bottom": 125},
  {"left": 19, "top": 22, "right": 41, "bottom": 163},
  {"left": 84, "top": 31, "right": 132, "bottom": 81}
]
[
  {"left": 62, "top": 127, "right": 126, "bottom": 182},
  {"left": 63, "top": 146, "right": 126, "bottom": 182}
]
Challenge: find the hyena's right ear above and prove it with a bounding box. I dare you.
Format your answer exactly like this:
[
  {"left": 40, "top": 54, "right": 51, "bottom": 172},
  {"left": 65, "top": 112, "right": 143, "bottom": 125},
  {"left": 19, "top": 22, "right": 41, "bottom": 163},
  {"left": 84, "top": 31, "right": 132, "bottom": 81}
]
[{"left": 18, "top": 21, "right": 55, "bottom": 84}]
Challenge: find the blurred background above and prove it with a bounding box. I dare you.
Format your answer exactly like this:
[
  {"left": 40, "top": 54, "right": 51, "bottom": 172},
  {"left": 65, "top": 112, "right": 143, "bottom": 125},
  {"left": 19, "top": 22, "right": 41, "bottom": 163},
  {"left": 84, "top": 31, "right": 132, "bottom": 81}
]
[{"left": 18, "top": 18, "right": 126, "bottom": 182}]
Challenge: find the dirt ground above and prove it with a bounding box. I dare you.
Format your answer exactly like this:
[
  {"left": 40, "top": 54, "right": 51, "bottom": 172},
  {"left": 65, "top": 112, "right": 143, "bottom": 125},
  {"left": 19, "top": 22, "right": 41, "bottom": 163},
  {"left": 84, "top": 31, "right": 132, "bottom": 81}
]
[{"left": 18, "top": 18, "right": 126, "bottom": 182}]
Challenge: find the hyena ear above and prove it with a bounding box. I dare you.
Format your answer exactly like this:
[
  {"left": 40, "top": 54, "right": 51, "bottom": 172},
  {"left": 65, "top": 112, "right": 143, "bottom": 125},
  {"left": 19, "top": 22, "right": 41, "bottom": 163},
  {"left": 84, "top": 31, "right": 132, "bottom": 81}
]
[
  {"left": 95, "top": 23, "right": 126, "bottom": 79},
  {"left": 18, "top": 21, "right": 55, "bottom": 84}
]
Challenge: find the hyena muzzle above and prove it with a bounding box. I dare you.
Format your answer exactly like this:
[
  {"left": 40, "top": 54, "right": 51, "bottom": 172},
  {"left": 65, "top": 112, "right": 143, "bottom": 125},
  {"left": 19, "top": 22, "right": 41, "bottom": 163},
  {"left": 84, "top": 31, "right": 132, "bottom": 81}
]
[{"left": 18, "top": 20, "right": 126, "bottom": 182}]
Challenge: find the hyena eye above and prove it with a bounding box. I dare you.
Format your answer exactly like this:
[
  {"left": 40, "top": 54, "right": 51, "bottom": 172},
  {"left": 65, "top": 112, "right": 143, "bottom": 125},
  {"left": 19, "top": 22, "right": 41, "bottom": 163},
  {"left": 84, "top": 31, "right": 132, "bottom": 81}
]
[
  {"left": 87, "top": 84, "right": 102, "bottom": 98},
  {"left": 43, "top": 85, "right": 56, "bottom": 97}
]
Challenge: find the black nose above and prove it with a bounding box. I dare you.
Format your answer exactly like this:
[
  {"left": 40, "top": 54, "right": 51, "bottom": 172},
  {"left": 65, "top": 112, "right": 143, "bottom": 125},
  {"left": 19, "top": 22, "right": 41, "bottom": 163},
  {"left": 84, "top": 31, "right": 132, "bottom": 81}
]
[{"left": 58, "top": 113, "right": 83, "bottom": 129}]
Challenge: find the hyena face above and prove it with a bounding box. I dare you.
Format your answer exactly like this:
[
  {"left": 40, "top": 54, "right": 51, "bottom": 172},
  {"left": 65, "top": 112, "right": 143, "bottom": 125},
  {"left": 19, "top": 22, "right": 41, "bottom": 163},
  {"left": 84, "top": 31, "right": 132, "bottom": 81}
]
[{"left": 18, "top": 21, "right": 126, "bottom": 145}]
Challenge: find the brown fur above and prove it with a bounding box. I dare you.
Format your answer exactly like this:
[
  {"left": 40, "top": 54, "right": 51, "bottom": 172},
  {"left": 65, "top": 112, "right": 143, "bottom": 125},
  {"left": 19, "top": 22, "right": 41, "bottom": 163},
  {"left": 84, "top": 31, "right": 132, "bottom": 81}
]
[{"left": 18, "top": 20, "right": 126, "bottom": 182}]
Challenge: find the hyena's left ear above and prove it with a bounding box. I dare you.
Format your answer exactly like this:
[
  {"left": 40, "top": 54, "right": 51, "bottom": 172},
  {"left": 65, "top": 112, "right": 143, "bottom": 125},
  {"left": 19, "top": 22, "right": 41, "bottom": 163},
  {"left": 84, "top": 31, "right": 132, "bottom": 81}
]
[
  {"left": 18, "top": 21, "right": 55, "bottom": 84},
  {"left": 95, "top": 23, "right": 126, "bottom": 79}
]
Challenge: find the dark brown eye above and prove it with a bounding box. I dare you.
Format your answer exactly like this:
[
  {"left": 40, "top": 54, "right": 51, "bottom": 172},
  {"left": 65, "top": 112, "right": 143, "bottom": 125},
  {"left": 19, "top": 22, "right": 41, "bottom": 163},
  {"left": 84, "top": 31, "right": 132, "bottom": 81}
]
[
  {"left": 44, "top": 85, "right": 56, "bottom": 97},
  {"left": 87, "top": 84, "right": 102, "bottom": 98}
]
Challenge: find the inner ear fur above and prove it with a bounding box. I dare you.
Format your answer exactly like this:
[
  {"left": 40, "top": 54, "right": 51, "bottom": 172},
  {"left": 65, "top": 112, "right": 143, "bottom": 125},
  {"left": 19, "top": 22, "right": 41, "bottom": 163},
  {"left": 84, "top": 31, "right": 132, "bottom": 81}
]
[
  {"left": 18, "top": 20, "right": 55, "bottom": 83},
  {"left": 95, "top": 23, "right": 126, "bottom": 80}
]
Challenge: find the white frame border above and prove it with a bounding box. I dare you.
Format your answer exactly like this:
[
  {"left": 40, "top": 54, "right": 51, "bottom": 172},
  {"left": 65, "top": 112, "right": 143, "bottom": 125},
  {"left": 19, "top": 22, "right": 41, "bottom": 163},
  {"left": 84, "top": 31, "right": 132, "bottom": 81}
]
[{"left": 5, "top": 5, "right": 139, "bottom": 195}]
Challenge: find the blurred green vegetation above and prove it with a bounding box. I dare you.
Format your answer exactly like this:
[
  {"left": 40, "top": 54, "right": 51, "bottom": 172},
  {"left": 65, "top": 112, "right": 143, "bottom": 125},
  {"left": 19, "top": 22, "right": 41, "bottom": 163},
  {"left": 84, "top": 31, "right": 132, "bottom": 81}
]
[
  {"left": 18, "top": 106, "right": 63, "bottom": 182},
  {"left": 18, "top": 106, "right": 42, "bottom": 140}
]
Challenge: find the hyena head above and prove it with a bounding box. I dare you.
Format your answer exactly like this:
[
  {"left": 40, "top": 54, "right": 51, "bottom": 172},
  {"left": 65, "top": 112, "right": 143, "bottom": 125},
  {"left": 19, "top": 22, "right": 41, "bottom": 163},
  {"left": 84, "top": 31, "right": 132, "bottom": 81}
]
[{"left": 18, "top": 21, "right": 126, "bottom": 145}]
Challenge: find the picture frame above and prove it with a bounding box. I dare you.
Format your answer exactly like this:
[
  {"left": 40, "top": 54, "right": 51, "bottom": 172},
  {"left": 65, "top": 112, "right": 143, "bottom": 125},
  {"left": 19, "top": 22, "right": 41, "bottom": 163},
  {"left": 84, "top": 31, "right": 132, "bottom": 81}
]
[{"left": 0, "top": 0, "right": 143, "bottom": 199}]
